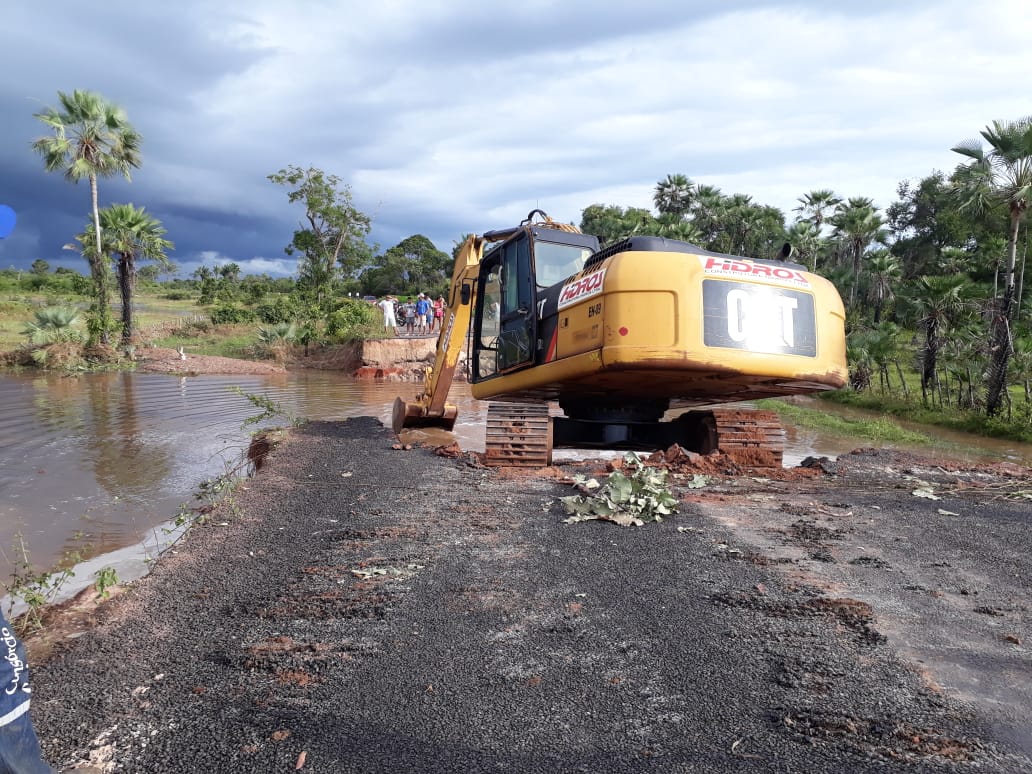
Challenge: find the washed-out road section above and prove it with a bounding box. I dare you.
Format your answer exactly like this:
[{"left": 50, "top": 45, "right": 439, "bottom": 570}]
[{"left": 33, "top": 418, "right": 1031, "bottom": 772}]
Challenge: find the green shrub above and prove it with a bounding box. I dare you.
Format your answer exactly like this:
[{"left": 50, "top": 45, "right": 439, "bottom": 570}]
[
  {"left": 210, "top": 304, "right": 256, "bottom": 325},
  {"left": 162, "top": 290, "right": 193, "bottom": 301},
  {"left": 325, "top": 299, "right": 380, "bottom": 341},
  {"left": 69, "top": 274, "right": 92, "bottom": 295},
  {"left": 255, "top": 296, "right": 301, "bottom": 324},
  {"left": 257, "top": 322, "right": 298, "bottom": 344},
  {"left": 22, "top": 306, "right": 85, "bottom": 345}
]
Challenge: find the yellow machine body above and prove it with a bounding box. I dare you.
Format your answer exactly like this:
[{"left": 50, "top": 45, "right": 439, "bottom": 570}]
[
  {"left": 471, "top": 245, "right": 847, "bottom": 406},
  {"left": 394, "top": 212, "right": 847, "bottom": 465}
]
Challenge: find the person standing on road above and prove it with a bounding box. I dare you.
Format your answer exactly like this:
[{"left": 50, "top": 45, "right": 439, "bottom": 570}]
[
  {"left": 1, "top": 609, "right": 56, "bottom": 773},
  {"left": 415, "top": 294, "right": 431, "bottom": 335},
  {"left": 402, "top": 300, "right": 416, "bottom": 335},
  {"left": 377, "top": 296, "right": 397, "bottom": 337},
  {"left": 432, "top": 296, "right": 445, "bottom": 332}
]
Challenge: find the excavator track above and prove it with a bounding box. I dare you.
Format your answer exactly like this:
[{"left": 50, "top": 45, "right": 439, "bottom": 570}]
[
  {"left": 484, "top": 403, "right": 553, "bottom": 467},
  {"left": 709, "top": 408, "right": 785, "bottom": 470}
]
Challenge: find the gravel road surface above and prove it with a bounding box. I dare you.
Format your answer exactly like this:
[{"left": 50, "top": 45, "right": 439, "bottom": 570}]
[{"left": 31, "top": 418, "right": 1031, "bottom": 772}]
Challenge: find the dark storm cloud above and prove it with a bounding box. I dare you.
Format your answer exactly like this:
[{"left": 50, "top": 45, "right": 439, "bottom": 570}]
[
  {"left": 1, "top": 0, "right": 1028, "bottom": 277},
  {"left": 0, "top": 1, "right": 276, "bottom": 271}
]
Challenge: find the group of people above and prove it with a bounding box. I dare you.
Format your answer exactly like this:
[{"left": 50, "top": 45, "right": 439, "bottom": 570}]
[{"left": 376, "top": 293, "right": 445, "bottom": 337}]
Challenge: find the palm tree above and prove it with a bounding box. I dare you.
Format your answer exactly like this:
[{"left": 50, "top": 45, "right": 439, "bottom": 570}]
[
  {"left": 653, "top": 174, "right": 694, "bottom": 218},
  {"left": 33, "top": 90, "right": 142, "bottom": 343},
  {"left": 654, "top": 215, "right": 703, "bottom": 245},
  {"left": 952, "top": 116, "right": 1032, "bottom": 415},
  {"left": 845, "top": 330, "right": 873, "bottom": 391},
  {"left": 910, "top": 274, "right": 969, "bottom": 399},
  {"left": 785, "top": 220, "right": 822, "bottom": 272},
  {"left": 830, "top": 200, "right": 887, "bottom": 304},
  {"left": 21, "top": 306, "right": 84, "bottom": 345},
  {"left": 690, "top": 184, "right": 724, "bottom": 247},
  {"left": 865, "top": 250, "right": 901, "bottom": 323},
  {"left": 80, "top": 204, "right": 173, "bottom": 346},
  {"left": 864, "top": 321, "right": 903, "bottom": 392},
  {"left": 794, "top": 189, "right": 842, "bottom": 234}
]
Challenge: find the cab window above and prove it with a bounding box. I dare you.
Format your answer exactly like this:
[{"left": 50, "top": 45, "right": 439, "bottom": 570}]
[
  {"left": 476, "top": 264, "right": 502, "bottom": 379},
  {"left": 534, "top": 241, "right": 594, "bottom": 288}
]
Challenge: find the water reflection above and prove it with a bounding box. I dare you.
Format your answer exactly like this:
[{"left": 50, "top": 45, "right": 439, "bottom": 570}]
[
  {"left": 1, "top": 370, "right": 1029, "bottom": 584},
  {"left": 86, "top": 373, "right": 174, "bottom": 501}
]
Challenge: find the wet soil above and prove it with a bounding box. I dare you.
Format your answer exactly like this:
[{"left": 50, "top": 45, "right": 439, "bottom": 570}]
[
  {"left": 134, "top": 346, "right": 287, "bottom": 375},
  {"left": 28, "top": 421, "right": 1032, "bottom": 772}
]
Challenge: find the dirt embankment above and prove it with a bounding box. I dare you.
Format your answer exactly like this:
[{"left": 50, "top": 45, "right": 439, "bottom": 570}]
[
  {"left": 27, "top": 421, "right": 1032, "bottom": 773},
  {"left": 133, "top": 338, "right": 442, "bottom": 378},
  {"left": 133, "top": 347, "right": 287, "bottom": 375}
]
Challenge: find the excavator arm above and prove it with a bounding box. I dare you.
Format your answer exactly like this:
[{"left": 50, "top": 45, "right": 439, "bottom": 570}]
[{"left": 391, "top": 232, "right": 487, "bottom": 432}]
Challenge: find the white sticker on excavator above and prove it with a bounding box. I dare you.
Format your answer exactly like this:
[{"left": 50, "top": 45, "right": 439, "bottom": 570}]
[
  {"left": 698, "top": 256, "right": 810, "bottom": 288},
  {"left": 558, "top": 267, "right": 606, "bottom": 310}
]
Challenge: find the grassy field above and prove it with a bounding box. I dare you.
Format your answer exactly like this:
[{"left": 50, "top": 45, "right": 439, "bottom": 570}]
[
  {"left": 0, "top": 288, "right": 201, "bottom": 350},
  {"left": 150, "top": 324, "right": 257, "bottom": 358}
]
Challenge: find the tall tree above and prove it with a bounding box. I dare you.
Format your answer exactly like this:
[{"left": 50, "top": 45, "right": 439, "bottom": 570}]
[
  {"left": 654, "top": 214, "right": 703, "bottom": 244},
  {"left": 79, "top": 204, "right": 173, "bottom": 346},
  {"left": 653, "top": 174, "right": 695, "bottom": 218},
  {"left": 794, "top": 189, "right": 841, "bottom": 234},
  {"left": 864, "top": 250, "right": 901, "bottom": 323},
  {"left": 830, "top": 199, "right": 886, "bottom": 304},
  {"left": 689, "top": 184, "right": 725, "bottom": 248},
  {"left": 32, "top": 90, "right": 142, "bottom": 343},
  {"left": 268, "top": 165, "right": 373, "bottom": 308},
  {"left": 952, "top": 117, "right": 1032, "bottom": 415},
  {"left": 886, "top": 174, "right": 978, "bottom": 279},
  {"left": 579, "top": 204, "right": 655, "bottom": 247},
  {"left": 784, "top": 220, "right": 822, "bottom": 272},
  {"left": 360, "top": 235, "right": 451, "bottom": 297},
  {"left": 909, "top": 274, "right": 969, "bottom": 398}
]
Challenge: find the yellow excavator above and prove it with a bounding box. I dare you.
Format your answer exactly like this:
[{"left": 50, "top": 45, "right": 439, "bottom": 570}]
[{"left": 393, "top": 210, "right": 847, "bottom": 467}]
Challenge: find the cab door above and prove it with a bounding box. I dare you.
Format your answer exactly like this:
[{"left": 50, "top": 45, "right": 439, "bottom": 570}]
[{"left": 496, "top": 232, "right": 536, "bottom": 372}]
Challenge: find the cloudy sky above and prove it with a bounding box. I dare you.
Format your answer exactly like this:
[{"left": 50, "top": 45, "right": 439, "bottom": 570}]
[{"left": 1, "top": 0, "right": 1029, "bottom": 277}]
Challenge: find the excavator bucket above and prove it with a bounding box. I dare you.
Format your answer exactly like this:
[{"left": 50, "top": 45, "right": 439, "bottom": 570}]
[{"left": 391, "top": 396, "right": 458, "bottom": 433}]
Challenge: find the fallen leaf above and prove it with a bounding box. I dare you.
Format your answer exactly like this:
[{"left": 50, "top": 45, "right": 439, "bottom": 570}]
[
  {"left": 296, "top": 750, "right": 307, "bottom": 769},
  {"left": 912, "top": 488, "right": 941, "bottom": 500},
  {"left": 937, "top": 508, "right": 960, "bottom": 516},
  {"left": 685, "top": 475, "right": 710, "bottom": 489},
  {"left": 1003, "top": 634, "right": 1022, "bottom": 645},
  {"left": 271, "top": 730, "right": 291, "bottom": 742}
]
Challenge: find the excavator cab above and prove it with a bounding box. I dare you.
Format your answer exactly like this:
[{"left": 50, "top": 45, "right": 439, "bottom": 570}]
[{"left": 471, "top": 223, "right": 599, "bottom": 381}]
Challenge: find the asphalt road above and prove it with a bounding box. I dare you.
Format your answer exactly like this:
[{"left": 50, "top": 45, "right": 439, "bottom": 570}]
[{"left": 32, "top": 419, "right": 1031, "bottom": 772}]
